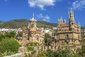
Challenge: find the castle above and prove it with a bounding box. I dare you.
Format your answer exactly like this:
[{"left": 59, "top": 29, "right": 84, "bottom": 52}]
[
  {"left": 20, "top": 8, "right": 81, "bottom": 51},
  {"left": 50, "top": 8, "right": 81, "bottom": 51},
  {"left": 27, "top": 14, "right": 45, "bottom": 45}
]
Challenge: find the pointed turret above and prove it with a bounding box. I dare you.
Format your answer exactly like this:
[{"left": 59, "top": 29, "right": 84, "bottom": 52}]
[
  {"left": 69, "top": 8, "right": 75, "bottom": 30},
  {"left": 58, "top": 18, "right": 60, "bottom": 24},
  {"left": 29, "top": 13, "right": 37, "bottom": 32},
  {"left": 69, "top": 8, "right": 75, "bottom": 25},
  {"left": 60, "top": 16, "right": 63, "bottom": 24},
  {"left": 63, "top": 19, "right": 66, "bottom": 24},
  {"left": 30, "top": 13, "right": 37, "bottom": 21},
  {"left": 58, "top": 16, "right": 63, "bottom": 25}
]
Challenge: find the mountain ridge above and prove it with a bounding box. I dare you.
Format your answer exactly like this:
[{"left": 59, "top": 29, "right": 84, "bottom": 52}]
[{"left": 0, "top": 19, "right": 57, "bottom": 28}]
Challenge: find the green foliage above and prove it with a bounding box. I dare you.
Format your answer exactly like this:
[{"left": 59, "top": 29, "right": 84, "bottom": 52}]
[
  {"left": 82, "top": 45, "right": 85, "bottom": 56},
  {"left": 27, "top": 42, "right": 38, "bottom": 51},
  {"left": 29, "top": 42, "right": 38, "bottom": 46},
  {"left": 17, "top": 32, "right": 23, "bottom": 37},
  {"left": 0, "top": 31, "right": 16, "bottom": 41},
  {"left": 46, "top": 50, "right": 56, "bottom": 57},
  {"left": 0, "top": 38, "right": 20, "bottom": 56},
  {"left": 27, "top": 46, "right": 34, "bottom": 51},
  {"left": 37, "top": 51, "right": 47, "bottom": 57},
  {"left": 44, "top": 33, "right": 51, "bottom": 46},
  {"left": 0, "top": 34, "right": 5, "bottom": 41},
  {"left": 5, "top": 32, "right": 16, "bottom": 38},
  {"left": 80, "top": 34, "right": 85, "bottom": 57},
  {"left": 57, "top": 49, "right": 72, "bottom": 57},
  {"left": 82, "top": 37, "right": 85, "bottom": 57},
  {"left": 37, "top": 49, "right": 82, "bottom": 57},
  {"left": 24, "top": 54, "right": 29, "bottom": 57}
]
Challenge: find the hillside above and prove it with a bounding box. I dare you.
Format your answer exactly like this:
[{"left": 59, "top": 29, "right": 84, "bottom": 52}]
[{"left": 0, "top": 19, "right": 57, "bottom": 28}]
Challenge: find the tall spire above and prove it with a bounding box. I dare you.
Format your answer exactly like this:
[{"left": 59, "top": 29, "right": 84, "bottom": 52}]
[
  {"left": 58, "top": 16, "right": 63, "bottom": 25},
  {"left": 69, "top": 8, "right": 75, "bottom": 24},
  {"left": 29, "top": 13, "right": 37, "bottom": 32},
  {"left": 60, "top": 16, "right": 63, "bottom": 23},
  {"left": 70, "top": 8, "right": 74, "bottom": 17},
  {"left": 30, "top": 13, "right": 37, "bottom": 21}
]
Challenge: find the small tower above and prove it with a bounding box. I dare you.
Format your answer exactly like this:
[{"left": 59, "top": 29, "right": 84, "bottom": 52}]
[
  {"left": 29, "top": 13, "right": 37, "bottom": 32},
  {"left": 63, "top": 19, "right": 66, "bottom": 24},
  {"left": 69, "top": 8, "right": 75, "bottom": 25},
  {"left": 58, "top": 16, "right": 63, "bottom": 24},
  {"left": 60, "top": 16, "right": 63, "bottom": 24},
  {"left": 69, "top": 8, "right": 75, "bottom": 30}
]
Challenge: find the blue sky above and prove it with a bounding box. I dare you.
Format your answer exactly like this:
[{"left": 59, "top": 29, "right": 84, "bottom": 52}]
[{"left": 0, "top": 0, "right": 85, "bottom": 26}]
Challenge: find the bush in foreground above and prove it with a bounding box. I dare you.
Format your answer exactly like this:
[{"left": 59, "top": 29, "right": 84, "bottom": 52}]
[
  {"left": 37, "top": 49, "right": 82, "bottom": 57},
  {"left": 0, "top": 38, "right": 20, "bottom": 56}
]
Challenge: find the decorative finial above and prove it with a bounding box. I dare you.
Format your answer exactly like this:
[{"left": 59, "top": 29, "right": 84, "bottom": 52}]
[
  {"left": 70, "top": 8, "right": 74, "bottom": 13},
  {"left": 30, "top": 13, "right": 37, "bottom": 21},
  {"left": 69, "top": 8, "right": 74, "bottom": 17}
]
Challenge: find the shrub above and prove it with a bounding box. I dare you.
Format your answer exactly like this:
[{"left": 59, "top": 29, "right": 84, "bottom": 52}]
[
  {"left": 37, "top": 49, "right": 82, "bottom": 57},
  {"left": 0, "top": 31, "right": 16, "bottom": 41},
  {"left": 37, "top": 51, "right": 47, "bottom": 57},
  {"left": 44, "top": 33, "right": 51, "bottom": 46},
  {"left": 0, "top": 38, "right": 20, "bottom": 56},
  {"left": 27, "top": 46, "right": 34, "bottom": 51}
]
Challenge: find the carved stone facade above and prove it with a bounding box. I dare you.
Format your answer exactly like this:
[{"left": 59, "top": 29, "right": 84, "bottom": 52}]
[
  {"left": 21, "top": 14, "right": 45, "bottom": 46},
  {"left": 50, "top": 9, "right": 81, "bottom": 51},
  {"left": 20, "top": 9, "right": 81, "bottom": 51}
]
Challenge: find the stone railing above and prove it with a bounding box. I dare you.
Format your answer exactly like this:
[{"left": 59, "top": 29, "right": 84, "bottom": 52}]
[{"left": 4, "top": 53, "right": 23, "bottom": 57}]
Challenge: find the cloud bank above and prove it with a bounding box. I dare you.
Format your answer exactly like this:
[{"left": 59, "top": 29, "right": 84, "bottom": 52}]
[
  {"left": 72, "top": 0, "right": 85, "bottom": 10},
  {"left": 28, "top": 0, "right": 56, "bottom": 10},
  {"left": 37, "top": 14, "right": 50, "bottom": 22}
]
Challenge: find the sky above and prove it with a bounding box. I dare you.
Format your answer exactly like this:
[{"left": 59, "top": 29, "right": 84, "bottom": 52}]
[{"left": 0, "top": 0, "right": 85, "bottom": 26}]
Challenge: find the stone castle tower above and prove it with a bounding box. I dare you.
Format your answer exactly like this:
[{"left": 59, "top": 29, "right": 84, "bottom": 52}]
[
  {"left": 28, "top": 13, "right": 37, "bottom": 32},
  {"left": 56, "top": 8, "right": 81, "bottom": 50},
  {"left": 27, "top": 14, "right": 45, "bottom": 45}
]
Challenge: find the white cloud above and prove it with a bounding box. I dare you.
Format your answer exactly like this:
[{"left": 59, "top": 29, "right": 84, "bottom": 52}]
[
  {"left": 37, "top": 13, "right": 43, "bottom": 18},
  {"left": 37, "top": 14, "right": 50, "bottom": 22},
  {"left": 72, "top": 0, "right": 85, "bottom": 10},
  {"left": 28, "top": 0, "right": 56, "bottom": 10},
  {"left": 43, "top": 15, "right": 50, "bottom": 22}
]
